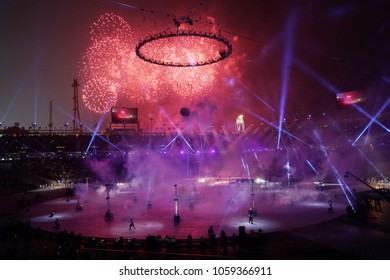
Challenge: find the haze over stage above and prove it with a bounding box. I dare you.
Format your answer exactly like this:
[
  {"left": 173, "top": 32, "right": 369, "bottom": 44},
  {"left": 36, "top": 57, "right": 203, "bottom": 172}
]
[
  {"left": 4, "top": 177, "right": 350, "bottom": 239},
  {"left": 0, "top": 0, "right": 389, "bottom": 260}
]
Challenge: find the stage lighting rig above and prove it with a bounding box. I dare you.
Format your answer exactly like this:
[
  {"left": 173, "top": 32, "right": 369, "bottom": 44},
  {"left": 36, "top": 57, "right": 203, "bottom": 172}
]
[
  {"left": 135, "top": 16, "right": 232, "bottom": 67},
  {"left": 173, "top": 16, "right": 193, "bottom": 28}
]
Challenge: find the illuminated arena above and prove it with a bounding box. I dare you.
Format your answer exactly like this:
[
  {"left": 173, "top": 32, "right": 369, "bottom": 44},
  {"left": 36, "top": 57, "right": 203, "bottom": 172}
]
[
  {"left": 1, "top": 1, "right": 390, "bottom": 260},
  {"left": 1, "top": 110, "right": 389, "bottom": 259}
]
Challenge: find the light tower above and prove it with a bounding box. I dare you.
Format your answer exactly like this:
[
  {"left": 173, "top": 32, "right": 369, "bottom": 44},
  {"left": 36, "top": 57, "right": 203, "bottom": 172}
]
[
  {"left": 72, "top": 78, "right": 81, "bottom": 135},
  {"left": 250, "top": 180, "right": 257, "bottom": 216},
  {"left": 104, "top": 183, "right": 114, "bottom": 221},
  {"left": 236, "top": 114, "right": 245, "bottom": 132},
  {"left": 48, "top": 101, "right": 53, "bottom": 135},
  {"left": 174, "top": 184, "right": 180, "bottom": 224}
]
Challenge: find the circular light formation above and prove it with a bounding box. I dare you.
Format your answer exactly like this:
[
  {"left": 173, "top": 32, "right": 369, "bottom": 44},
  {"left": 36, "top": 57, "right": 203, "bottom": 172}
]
[
  {"left": 79, "top": 13, "right": 240, "bottom": 114},
  {"left": 135, "top": 31, "right": 233, "bottom": 67}
]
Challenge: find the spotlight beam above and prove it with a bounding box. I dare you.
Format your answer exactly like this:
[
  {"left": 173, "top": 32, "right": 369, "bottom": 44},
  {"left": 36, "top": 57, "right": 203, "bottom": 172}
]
[
  {"left": 291, "top": 147, "right": 305, "bottom": 179},
  {"left": 106, "top": 0, "right": 138, "bottom": 9},
  {"left": 351, "top": 103, "right": 390, "bottom": 133},
  {"left": 162, "top": 134, "right": 180, "bottom": 151},
  {"left": 345, "top": 171, "right": 390, "bottom": 203},
  {"left": 336, "top": 177, "right": 355, "bottom": 211},
  {"left": 20, "top": 143, "right": 45, "bottom": 156},
  {"left": 158, "top": 106, "right": 195, "bottom": 153},
  {"left": 85, "top": 114, "right": 106, "bottom": 155},
  {"left": 277, "top": 11, "right": 296, "bottom": 149},
  {"left": 306, "top": 159, "right": 319, "bottom": 175},
  {"left": 1, "top": 66, "right": 34, "bottom": 124},
  {"left": 311, "top": 129, "right": 356, "bottom": 208},
  {"left": 82, "top": 122, "right": 123, "bottom": 153},
  {"left": 239, "top": 106, "right": 312, "bottom": 147},
  {"left": 294, "top": 58, "right": 339, "bottom": 93},
  {"left": 357, "top": 149, "right": 387, "bottom": 181},
  {"left": 236, "top": 79, "right": 277, "bottom": 113},
  {"left": 295, "top": 58, "right": 390, "bottom": 132},
  {"left": 352, "top": 98, "right": 390, "bottom": 145},
  {"left": 57, "top": 107, "right": 122, "bottom": 152}
]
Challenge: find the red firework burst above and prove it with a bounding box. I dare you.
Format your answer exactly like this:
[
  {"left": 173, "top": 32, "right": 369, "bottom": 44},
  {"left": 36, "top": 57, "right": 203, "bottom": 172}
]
[{"left": 79, "top": 12, "right": 237, "bottom": 114}]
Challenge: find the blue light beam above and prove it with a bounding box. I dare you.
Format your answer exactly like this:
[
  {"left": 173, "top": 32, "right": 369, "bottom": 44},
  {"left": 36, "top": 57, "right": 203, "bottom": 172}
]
[
  {"left": 352, "top": 98, "right": 390, "bottom": 145},
  {"left": 277, "top": 11, "right": 297, "bottom": 149}
]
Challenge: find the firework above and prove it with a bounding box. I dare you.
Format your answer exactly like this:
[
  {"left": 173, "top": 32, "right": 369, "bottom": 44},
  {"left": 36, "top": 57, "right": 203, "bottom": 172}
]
[
  {"left": 80, "top": 13, "right": 134, "bottom": 113},
  {"left": 79, "top": 12, "right": 237, "bottom": 114}
]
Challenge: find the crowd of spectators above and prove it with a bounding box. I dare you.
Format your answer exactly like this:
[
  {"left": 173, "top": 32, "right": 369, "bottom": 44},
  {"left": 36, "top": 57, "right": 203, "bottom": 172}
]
[
  {"left": 0, "top": 117, "right": 389, "bottom": 259},
  {"left": 1, "top": 216, "right": 355, "bottom": 260}
]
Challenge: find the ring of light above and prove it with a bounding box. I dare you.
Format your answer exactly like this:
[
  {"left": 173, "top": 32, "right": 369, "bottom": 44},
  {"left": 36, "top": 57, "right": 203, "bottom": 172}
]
[{"left": 135, "top": 31, "right": 232, "bottom": 67}]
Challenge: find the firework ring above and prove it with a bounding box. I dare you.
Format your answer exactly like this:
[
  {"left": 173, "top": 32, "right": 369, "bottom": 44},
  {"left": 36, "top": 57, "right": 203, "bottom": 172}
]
[{"left": 135, "top": 30, "right": 232, "bottom": 67}]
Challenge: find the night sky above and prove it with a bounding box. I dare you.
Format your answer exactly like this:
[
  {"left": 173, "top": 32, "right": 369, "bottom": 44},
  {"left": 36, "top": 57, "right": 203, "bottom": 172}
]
[{"left": 0, "top": 0, "right": 389, "bottom": 131}]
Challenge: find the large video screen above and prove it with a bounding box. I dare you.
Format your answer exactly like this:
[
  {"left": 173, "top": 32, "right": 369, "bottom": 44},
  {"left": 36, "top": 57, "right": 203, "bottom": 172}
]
[
  {"left": 111, "top": 107, "right": 138, "bottom": 124},
  {"left": 336, "top": 90, "right": 363, "bottom": 109}
]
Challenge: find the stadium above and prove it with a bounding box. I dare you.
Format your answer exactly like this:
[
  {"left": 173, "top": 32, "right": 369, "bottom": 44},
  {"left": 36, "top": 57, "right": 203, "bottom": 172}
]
[{"left": 1, "top": 0, "right": 390, "bottom": 260}]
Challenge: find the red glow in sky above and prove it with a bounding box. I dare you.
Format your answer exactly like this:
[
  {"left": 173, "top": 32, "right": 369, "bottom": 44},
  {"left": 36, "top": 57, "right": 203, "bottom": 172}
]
[
  {"left": 79, "top": 12, "right": 233, "bottom": 114},
  {"left": 1, "top": 1, "right": 388, "bottom": 129}
]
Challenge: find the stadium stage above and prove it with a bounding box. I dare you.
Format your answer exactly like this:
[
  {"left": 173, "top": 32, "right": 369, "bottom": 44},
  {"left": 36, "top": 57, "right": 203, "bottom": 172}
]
[{"left": 3, "top": 180, "right": 348, "bottom": 240}]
